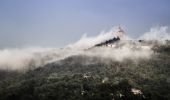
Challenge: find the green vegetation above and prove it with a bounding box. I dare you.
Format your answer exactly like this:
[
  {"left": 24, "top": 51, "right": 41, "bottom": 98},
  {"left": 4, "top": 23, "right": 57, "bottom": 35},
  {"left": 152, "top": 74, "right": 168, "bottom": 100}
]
[{"left": 0, "top": 44, "right": 170, "bottom": 100}]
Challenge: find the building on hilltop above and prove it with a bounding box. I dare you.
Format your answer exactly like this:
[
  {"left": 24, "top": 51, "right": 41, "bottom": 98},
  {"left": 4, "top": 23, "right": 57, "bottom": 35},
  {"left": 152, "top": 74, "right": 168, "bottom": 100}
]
[{"left": 95, "top": 26, "right": 125, "bottom": 47}]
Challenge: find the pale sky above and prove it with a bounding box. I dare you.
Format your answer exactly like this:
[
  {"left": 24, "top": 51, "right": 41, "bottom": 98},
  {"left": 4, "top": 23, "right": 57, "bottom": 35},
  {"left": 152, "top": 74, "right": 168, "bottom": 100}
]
[{"left": 0, "top": 0, "right": 170, "bottom": 48}]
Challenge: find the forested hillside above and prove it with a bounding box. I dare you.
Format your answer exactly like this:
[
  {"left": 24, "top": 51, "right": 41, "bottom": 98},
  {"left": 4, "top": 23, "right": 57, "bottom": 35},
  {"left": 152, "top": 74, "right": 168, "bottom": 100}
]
[{"left": 0, "top": 42, "right": 170, "bottom": 100}]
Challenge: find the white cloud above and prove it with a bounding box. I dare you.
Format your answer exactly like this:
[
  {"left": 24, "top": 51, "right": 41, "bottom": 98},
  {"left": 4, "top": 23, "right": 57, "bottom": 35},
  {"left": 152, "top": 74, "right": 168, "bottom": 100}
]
[
  {"left": 0, "top": 26, "right": 169, "bottom": 71},
  {"left": 139, "top": 26, "right": 170, "bottom": 40}
]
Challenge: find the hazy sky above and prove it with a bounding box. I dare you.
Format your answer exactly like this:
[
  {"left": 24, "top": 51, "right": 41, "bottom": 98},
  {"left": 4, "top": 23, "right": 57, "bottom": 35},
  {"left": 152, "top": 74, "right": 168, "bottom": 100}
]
[{"left": 0, "top": 0, "right": 170, "bottom": 48}]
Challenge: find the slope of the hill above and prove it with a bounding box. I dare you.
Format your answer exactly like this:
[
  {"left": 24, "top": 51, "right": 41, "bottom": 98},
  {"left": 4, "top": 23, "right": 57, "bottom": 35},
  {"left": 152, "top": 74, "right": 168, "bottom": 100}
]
[{"left": 0, "top": 42, "right": 170, "bottom": 100}]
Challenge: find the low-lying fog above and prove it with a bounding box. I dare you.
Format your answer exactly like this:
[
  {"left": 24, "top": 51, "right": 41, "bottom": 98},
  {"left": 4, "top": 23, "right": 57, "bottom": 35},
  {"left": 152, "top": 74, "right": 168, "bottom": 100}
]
[{"left": 0, "top": 26, "right": 169, "bottom": 70}]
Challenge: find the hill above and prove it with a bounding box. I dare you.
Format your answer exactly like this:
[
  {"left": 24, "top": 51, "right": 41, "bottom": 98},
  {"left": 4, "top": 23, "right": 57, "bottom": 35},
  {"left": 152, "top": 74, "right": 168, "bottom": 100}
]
[{"left": 0, "top": 41, "right": 170, "bottom": 100}]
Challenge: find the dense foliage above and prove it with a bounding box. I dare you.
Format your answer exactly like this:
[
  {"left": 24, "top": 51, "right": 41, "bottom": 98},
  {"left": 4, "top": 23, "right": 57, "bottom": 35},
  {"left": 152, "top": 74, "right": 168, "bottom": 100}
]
[{"left": 0, "top": 44, "right": 170, "bottom": 100}]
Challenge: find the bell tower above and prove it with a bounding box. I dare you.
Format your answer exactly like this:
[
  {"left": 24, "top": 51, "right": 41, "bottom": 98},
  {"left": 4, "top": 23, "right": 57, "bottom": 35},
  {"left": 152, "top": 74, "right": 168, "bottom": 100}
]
[{"left": 116, "top": 26, "right": 125, "bottom": 39}]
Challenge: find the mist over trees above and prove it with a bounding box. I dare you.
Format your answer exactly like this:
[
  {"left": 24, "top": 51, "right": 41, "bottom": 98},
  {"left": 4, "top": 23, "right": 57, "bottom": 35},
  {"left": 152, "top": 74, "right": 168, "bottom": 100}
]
[{"left": 0, "top": 42, "right": 170, "bottom": 100}]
